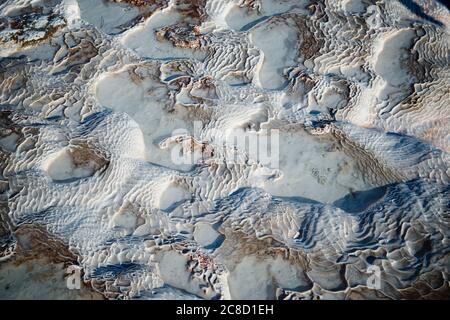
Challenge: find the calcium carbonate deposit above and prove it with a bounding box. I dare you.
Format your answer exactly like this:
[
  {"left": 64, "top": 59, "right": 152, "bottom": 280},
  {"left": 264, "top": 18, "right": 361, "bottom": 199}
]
[{"left": 0, "top": 0, "right": 449, "bottom": 299}]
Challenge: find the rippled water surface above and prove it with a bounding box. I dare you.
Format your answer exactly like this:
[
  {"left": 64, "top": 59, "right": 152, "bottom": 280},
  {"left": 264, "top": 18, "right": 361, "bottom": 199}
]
[{"left": 0, "top": 0, "right": 449, "bottom": 299}]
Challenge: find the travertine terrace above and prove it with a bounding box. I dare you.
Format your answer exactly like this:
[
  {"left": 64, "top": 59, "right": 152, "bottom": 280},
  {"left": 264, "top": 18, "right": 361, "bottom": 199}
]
[{"left": 0, "top": 0, "right": 449, "bottom": 299}]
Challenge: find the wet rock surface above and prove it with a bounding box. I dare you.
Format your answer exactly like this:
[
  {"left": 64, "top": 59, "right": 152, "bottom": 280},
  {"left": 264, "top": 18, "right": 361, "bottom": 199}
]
[{"left": 0, "top": 0, "right": 449, "bottom": 299}]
